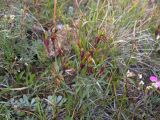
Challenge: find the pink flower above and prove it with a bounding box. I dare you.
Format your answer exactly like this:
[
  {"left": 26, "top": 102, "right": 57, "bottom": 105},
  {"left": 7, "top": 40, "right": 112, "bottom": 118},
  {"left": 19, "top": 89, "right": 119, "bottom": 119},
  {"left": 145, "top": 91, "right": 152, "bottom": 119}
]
[
  {"left": 156, "top": 81, "right": 160, "bottom": 89},
  {"left": 149, "top": 75, "right": 158, "bottom": 82},
  {"left": 152, "top": 81, "right": 160, "bottom": 89},
  {"left": 57, "top": 24, "right": 63, "bottom": 30}
]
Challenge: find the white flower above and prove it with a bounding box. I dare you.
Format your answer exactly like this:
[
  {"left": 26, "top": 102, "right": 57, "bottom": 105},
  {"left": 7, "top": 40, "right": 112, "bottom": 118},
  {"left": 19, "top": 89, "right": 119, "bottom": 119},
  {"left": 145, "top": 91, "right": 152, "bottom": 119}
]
[
  {"left": 10, "top": 15, "right": 15, "bottom": 20},
  {"left": 24, "top": 63, "right": 28, "bottom": 66},
  {"left": 19, "top": 58, "right": 23, "bottom": 61},
  {"left": 138, "top": 74, "right": 142, "bottom": 79},
  {"left": 146, "top": 86, "right": 153, "bottom": 90},
  {"left": 126, "top": 70, "right": 136, "bottom": 78},
  {"left": 15, "top": 56, "right": 18, "bottom": 61},
  {"left": 4, "top": 15, "right": 7, "bottom": 19},
  {"left": 156, "top": 34, "right": 160, "bottom": 40},
  {"left": 139, "top": 80, "right": 144, "bottom": 85},
  {"left": 20, "top": 9, "right": 24, "bottom": 14}
]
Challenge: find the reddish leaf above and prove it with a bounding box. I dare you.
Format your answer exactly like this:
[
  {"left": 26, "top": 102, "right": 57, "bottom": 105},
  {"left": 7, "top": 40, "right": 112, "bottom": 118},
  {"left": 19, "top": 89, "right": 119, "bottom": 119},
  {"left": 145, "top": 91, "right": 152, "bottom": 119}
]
[
  {"left": 51, "top": 32, "right": 57, "bottom": 42},
  {"left": 87, "top": 66, "right": 93, "bottom": 75},
  {"left": 80, "top": 48, "right": 84, "bottom": 60},
  {"left": 43, "top": 39, "right": 50, "bottom": 52},
  {"left": 97, "top": 67, "right": 105, "bottom": 77},
  {"left": 80, "top": 63, "right": 85, "bottom": 69}
]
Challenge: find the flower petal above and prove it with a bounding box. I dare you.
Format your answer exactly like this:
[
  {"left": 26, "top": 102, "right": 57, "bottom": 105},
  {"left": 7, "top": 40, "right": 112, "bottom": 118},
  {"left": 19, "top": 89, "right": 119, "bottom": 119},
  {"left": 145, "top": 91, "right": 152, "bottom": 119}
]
[
  {"left": 149, "top": 75, "right": 158, "bottom": 82},
  {"left": 156, "top": 81, "right": 160, "bottom": 89},
  {"left": 152, "top": 81, "right": 160, "bottom": 89}
]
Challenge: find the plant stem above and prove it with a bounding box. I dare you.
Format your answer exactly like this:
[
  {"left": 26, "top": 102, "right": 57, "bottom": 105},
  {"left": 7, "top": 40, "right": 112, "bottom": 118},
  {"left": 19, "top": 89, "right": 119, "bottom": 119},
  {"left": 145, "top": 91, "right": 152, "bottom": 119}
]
[{"left": 54, "top": 0, "right": 57, "bottom": 29}]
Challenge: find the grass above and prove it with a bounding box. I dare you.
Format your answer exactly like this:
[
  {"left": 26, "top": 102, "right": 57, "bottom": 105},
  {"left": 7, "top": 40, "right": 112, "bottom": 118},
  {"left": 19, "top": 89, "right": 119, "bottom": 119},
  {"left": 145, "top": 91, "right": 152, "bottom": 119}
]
[{"left": 0, "top": 0, "right": 160, "bottom": 120}]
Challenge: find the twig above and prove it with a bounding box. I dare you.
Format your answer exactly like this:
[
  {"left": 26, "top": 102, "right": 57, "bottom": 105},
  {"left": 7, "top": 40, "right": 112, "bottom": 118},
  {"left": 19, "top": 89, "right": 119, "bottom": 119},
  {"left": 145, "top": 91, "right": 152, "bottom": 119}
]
[
  {"left": 74, "top": 0, "right": 78, "bottom": 15},
  {"left": 0, "top": 87, "right": 28, "bottom": 91}
]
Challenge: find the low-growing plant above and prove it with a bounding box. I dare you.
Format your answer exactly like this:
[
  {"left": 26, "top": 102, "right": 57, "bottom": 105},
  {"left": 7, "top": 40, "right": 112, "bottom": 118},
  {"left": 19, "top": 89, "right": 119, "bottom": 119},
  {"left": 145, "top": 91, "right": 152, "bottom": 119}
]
[{"left": 0, "top": 0, "right": 160, "bottom": 119}]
